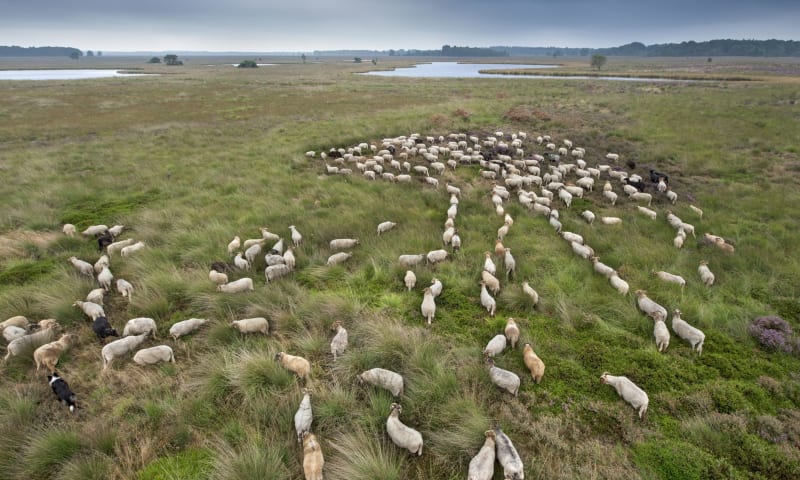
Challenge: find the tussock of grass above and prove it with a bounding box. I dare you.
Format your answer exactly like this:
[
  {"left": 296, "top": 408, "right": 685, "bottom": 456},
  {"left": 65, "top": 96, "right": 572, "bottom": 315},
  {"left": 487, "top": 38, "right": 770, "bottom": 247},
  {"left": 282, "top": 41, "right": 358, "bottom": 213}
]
[
  {"left": 19, "top": 429, "right": 83, "bottom": 479},
  {"left": 326, "top": 428, "right": 406, "bottom": 480},
  {"left": 209, "top": 433, "right": 291, "bottom": 480}
]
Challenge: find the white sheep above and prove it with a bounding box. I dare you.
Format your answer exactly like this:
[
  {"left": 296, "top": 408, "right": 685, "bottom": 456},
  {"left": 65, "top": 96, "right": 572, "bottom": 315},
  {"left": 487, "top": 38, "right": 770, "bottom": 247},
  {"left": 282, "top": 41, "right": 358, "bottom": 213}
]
[
  {"left": 101, "top": 333, "right": 148, "bottom": 370},
  {"left": 403, "top": 270, "right": 416, "bottom": 291},
  {"left": 330, "top": 238, "right": 359, "bottom": 250},
  {"left": 484, "top": 334, "right": 507, "bottom": 357},
  {"left": 294, "top": 388, "right": 313, "bottom": 443},
  {"left": 116, "top": 278, "right": 134, "bottom": 301},
  {"left": 665, "top": 189, "right": 678, "bottom": 204},
  {"left": 302, "top": 432, "right": 324, "bottom": 480},
  {"left": 483, "top": 252, "right": 497, "bottom": 276},
  {"left": 3, "top": 325, "right": 29, "bottom": 343},
  {"left": 4, "top": 320, "right": 60, "bottom": 361},
  {"left": 652, "top": 311, "right": 670, "bottom": 353},
  {"left": 289, "top": 225, "right": 303, "bottom": 247},
  {"left": 481, "top": 270, "right": 500, "bottom": 295},
  {"left": 96, "top": 265, "right": 113, "bottom": 291},
  {"left": 504, "top": 318, "right": 520, "bottom": 349},
  {"left": 689, "top": 205, "right": 704, "bottom": 219},
  {"left": 398, "top": 254, "right": 425, "bottom": 268},
  {"left": 209, "top": 269, "right": 229, "bottom": 285},
  {"left": 133, "top": 345, "right": 175, "bottom": 365},
  {"left": 230, "top": 317, "right": 269, "bottom": 335},
  {"left": 265, "top": 264, "right": 292, "bottom": 282},
  {"left": 571, "top": 241, "right": 594, "bottom": 259},
  {"left": 446, "top": 183, "right": 461, "bottom": 197},
  {"left": 451, "top": 232, "right": 461, "bottom": 251},
  {"left": 523, "top": 343, "right": 545, "bottom": 383},
  {"left": 558, "top": 187, "right": 573, "bottom": 208},
  {"left": 68, "top": 256, "right": 94, "bottom": 277},
  {"left": 244, "top": 242, "right": 263, "bottom": 264},
  {"left": 357, "top": 368, "right": 404, "bottom": 397},
  {"left": 377, "top": 221, "right": 397, "bottom": 235},
  {"left": 672, "top": 309, "right": 705, "bottom": 354},
  {"left": 698, "top": 261, "right": 715, "bottom": 287},
  {"left": 241, "top": 236, "right": 265, "bottom": 249},
  {"left": 603, "top": 190, "right": 618, "bottom": 206},
  {"left": 635, "top": 290, "right": 667, "bottom": 320},
  {"left": 600, "top": 216, "right": 622, "bottom": 225},
  {"left": 107, "top": 238, "right": 135, "bottom": 256},
  {"left": 386, "top": 403, "right": 423, "bottom": 456},
  {"left": 73, "top": 300, "right": 105, "bottom": 320},
  {"left": 122, "top": 317, "right": 157, "bottom": 338},
  {"left": 591, "top": 256, "right": 615, "bottom": 278},
  {"left": 33, "top": 333, "right": 77, "bottom": 373},
  {"left": 674, "top": 229, "right": 687, "bottom": 249},
  {"left": 652, "top": 270, "right": 686, "bottom": 290},
  {"left": 217, "top": 277, "right": 254, "bottom": 293},
  {"left": 326, "top": 252, "right": 352, "bottom": 266},
  {"left": 276, "top": 351, "right": 311, "bottom": 379},
  {"left": 637, "top": 206, "right": 657, "bottom": 220},
  {"left": 86, "top": 288, "right": 105, "bottom": 305},
  {"left": 169, "top": 318, "right": 208, "bottom": 340},
  {"left": 480, "top": 282, "right": 497, "bottom": 316},
  {"left": 82, "top": 224, "right": 108, "bottom": 236},
  {"left": 421, "top": 287, "right": 436, "bottom": 325},
  {"left": 62, "top": 224, "right": 76, "bottom": 236},
  {"left": 665, "top": 211, "right": 683, "bottom": 229},
  {"left": 426, "top": 249, "right": 448, "bottom": 265},
  {"left": 680, "top": 222, "right": 696, "bottom": 238},
  {"left": 93, "top": 255, "right": 109, "bottom": 274},
  {"left": 120, "top": 241, "right": 145, "bottom": 257},
  {"left": 330, "top": 320, "right": 348, "bottom": 361},
  {"left": 467, "top": 430, "right": 496, "bottom": 480},
  {"left": 504, "top": 248, "right": 516, "bottom": 279},
  {"left": 522, "top": 282, "right": 539, "bottom": 308},
  {"left": 494, "top": 426, "right": 524, "bottom": 480},
  {"left": 0, "top": 315, "right": 28, "bottom": 331},
  {"left": 233, "top": 252, "right": 250, "bottom": 270},
  {"left": 600, "top": 372, "right": 649, "bottom": 419},
  {"left": 486, "top": 358, "right": 520, "bottom": 396},
  {"left": 260, "top": 228, "right": 280, "bottom": 242},
  {"left": 107, "top": 225, "right": 124, "bottom": 237},
  {"left": 609, "top": 272, "right": 630, "bottom": 295}
]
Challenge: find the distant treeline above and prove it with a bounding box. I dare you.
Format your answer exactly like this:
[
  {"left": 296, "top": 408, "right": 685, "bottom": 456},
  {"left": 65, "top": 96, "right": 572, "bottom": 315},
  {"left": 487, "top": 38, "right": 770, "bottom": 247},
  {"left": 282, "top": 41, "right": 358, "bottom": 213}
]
[
  {"left": 313, "top": 45, "right": 508, "bottom": 57},
  {"left": 0, "top": 45, "right": 83, "bottom": 57}
]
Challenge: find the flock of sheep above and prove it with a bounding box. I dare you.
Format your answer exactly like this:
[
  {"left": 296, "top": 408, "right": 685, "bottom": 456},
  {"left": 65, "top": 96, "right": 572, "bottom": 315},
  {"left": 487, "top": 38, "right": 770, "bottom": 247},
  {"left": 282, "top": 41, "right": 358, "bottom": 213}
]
[{"left": 0, "top": 126, "right": 735, "bottom": 479}]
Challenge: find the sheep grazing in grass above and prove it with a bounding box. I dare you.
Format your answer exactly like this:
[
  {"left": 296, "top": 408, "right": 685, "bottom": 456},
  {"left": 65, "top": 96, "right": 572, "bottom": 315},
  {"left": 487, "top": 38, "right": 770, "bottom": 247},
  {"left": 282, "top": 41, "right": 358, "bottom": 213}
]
[
  {"left": 637, "top": 206, "right": 657, "bottom": 220},
  {"left": 591, "top": 256, "right": 614, "bottom": 278},
  {"left": 404, "top": 270, "right": 416, "bottom": 291},
  {"left": 442, "top": 226, "right": 456, "bottom": 245},
  {"left": 244, "top": 241, "right": 263, "bottom": 265},
  {"left": 326, "top": 252, "right": 352, "bottom": 266},
  {"left": 73, "top": 300, "right": 105, "bottom": 320},
  {"left": 665, "top": 211, "right": 683, "bottom": 230},
  {"left": 82, "top": 225, "right": 108, "bottom": 237},
  {"left": 169, "top": 318, "right": 208, "bottom": 340},
  {"left": 116, "top": 278, "right": 134, "bottom": 301},
  {"left": 426, "top": 249, "right": 448, "bottom": 265},
  {"left": 486, "top": 357, "right": 520, "bottom": 396},
  {"left": 571, "top": 241, "right": 594, "bottom": 260},
  {"left": 421, "top": 287, "right": 436, "bottom": 325},
  {"left": 230, "top": 317, "right": 269, "bottom": 335},
  {"left": 217, "top": 277, "right": 254, "bottom": 293},
  {"left": 275, "top": 352, "right": 311, "bottom": 380},
  {"left": 302, "top": 432, "right": 325, "bottom": 480},
  {"left": 522, "top": 282, "right": 539, "bottom": 308},
  {"left": 0, "top": 315, "right": 28, "bottom": 332},
  {"left": 494, "top": 239, "right": 505, "bottom": 258},
  {"left": 602, "top": 190, "right": 618, "bottom": 205},
  {"left": 484, "top": 334, "right": 507, "bottom": 358},
  {"left": 133, "top": 345, "right": 175, "bottom": 365},
  {"left": 289, "top": 225, "right": 303, "bottom": 247},
  {"left": 522, "top": 343, "right": 545, "bottom": 384},
  {"left": 652, "top": 311, "right": 670, "bottom": 353},
  {"left": 93, "top": 255, "right": 109, "bottom": 274},
  {"left": 635, "top": 290, "right": 667, "bottom": 320},
  {"left": 665, "top": 188, "right": 678, "bottom": 204},
  {"left": 33, "top": 333, "right": 78, "bottom": 373},
  {"left": 260, "top": 228, "right": 280, "bottom": 242},
  {"left": 689, "top": 205, "right": 704, "bottom": 219},
  {"left": 84, "top": 287, "right": 104, "bottom": 306},
  {"left": 674, "top": 229, "right": 687, "bottom": 249},
  {"left": 294, "top": 389, "right": 313, "bottom": 443},
  {"left": 377, "top": 221, "right": 396, "bottom": 235},
  {"left": 265, "top": 264, "right": 292, "bottom": 282},
  {"left": 96, "top": 265, "right": 113, "bottom": 292},
  {"left": 698, "top": 260, "right": 715, "bottom": 287},
  {"left": 446, "top": 183, "right": 461, "bottom": 197},
  {"left": 386, "top": 403, "right": 423, "bottom": 456},
  {"left": 481, "top": 270, "right": 500, "bottom": 295},
  {"left": 600, "top": 372, "right": 649, "bottom": 419},
  {"left": 3, "top": 325, "right": 28, "bottom": 343},
  {"left": 357, "top": 368, "right": 404, "bottom": 397},
  {"left": 480, "top": 281, "right": 497, "bottom": 316},
  {"left": 483, "top": 252, "right": 497, "bottom": 276},
  {"left": 560, "top": 231, "right": 583, "bottom": 245},
  {"left": 228, "top": 236, "right": 242, "bottom": 254},
  {"left": 504, "top": 248, "right": 516, "bottom": 279},
  {"left": 106, "top": 238, "right": 135, "bottom": 256},
  {"left": 398, "top": 254, "right": 425, "bottom": 268},
  {"left": 494, "top": 425, "right": 524, "bottom": 480},
  {"left": 122, "top": 317, "right": 157, "bottom": 338},
  {"left": 101, "top": 333, "right": 148, "bottom": 370},
  {"left": 429, "top": 278, "right": 443, "bottom": 298},
  {"left": 451, "top": 231, "right": 462, "bottom": 251},
  {"left": 600, "top": 216, "right": 622, "bottom": 225},
  {"left": 330, "top": 238, "right": 359, "bottom": 250},
  {"left": 330, "top": 321, "right": 348, "bottom": 361},
  {"left": 609, "top": 272, "right": 630, "bottom": 295},
  {"left": 209, "top": 269, "right": 229, "bottom": 285},
  {"left": 92, "top": 316, "right": 118, "bottom": 341},
  {"left": 467, "top": 430, "right": 496, "bottom": 480},
  {"left": 680, "top": 222, "right": 696, "bottom": 238},
  {"left": 120, "top": 241, "right": 145, "bottom": 257},
  {"left": 504, "top": 318, "right": 520, "bottom": 349},
  {"left": 62, "top": 224, "right": 76, "bottom": 236},
  {"left": 4, "top": 320, "right": 60, "bottom": 361},
  {"left": 714, "top": 238, "right": 735, "bottom": 254},
  {"left": 672, "top": 309, "right": 705, "bottom": 355},
  {"left": 652, "top": 270, "right": 686, "bottom": 290},
  {"left": 69, "top": 256, "right": 94, "bottom": 277}
]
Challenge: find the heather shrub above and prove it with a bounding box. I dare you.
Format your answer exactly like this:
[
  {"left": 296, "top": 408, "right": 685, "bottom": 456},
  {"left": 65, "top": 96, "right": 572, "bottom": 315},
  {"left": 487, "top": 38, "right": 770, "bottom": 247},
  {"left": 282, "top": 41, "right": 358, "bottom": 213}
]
[{"left": 748, "top": 316, "right": 795, "bottom": 354}]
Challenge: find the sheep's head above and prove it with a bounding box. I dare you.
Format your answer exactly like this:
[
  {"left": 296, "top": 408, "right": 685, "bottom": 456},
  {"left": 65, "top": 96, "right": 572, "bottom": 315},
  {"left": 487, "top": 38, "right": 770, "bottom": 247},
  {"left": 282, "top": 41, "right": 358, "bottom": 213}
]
[
  {"left": 674, "top": 309, "right": 682, "bottom": 316},
  {"left": 635, "top": 290, "right": 646, "bottom": 297},
  {"left": 390, "top": 403, "right": 402, "bottom": 414},
  {"left": 700, "top": 260, "right": 708, "bottom": 266},
  {"left": 600, "top": 372, "right": 610, "bottom": 384},
  {"left": 484, "top": 430, "right": 496, "bottom": 440},
  {"left": 330, "top": 321, "right": 342, "bottom": 331},
  {"left": 72, "top": 301, "right": 82, "bottom": 308},
  {"left": 274, "top": 352, "right": 285, "bottom": 361}
]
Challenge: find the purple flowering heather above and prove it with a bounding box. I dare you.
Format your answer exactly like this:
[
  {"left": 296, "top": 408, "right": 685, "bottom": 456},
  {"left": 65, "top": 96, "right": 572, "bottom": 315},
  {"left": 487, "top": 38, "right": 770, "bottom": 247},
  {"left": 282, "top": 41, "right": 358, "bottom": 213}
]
[{"left": 749, "top": 316, "right": 794, "bottom": 353}]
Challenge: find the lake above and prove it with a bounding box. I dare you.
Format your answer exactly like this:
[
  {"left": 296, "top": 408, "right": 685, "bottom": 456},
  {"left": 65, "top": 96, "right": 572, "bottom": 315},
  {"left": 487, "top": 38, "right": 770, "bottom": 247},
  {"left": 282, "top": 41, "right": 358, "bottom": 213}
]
[
  {"left": 361, "top": 62, "right": 691, "bottom": 82},
  {"left": 0, "top": 70, "right": 150, "bottom": 81}
]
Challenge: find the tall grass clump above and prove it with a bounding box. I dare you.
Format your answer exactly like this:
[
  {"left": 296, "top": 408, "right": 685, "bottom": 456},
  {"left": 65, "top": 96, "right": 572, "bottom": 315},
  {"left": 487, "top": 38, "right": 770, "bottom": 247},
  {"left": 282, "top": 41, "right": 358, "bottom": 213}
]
[
  {"left": 18, "top": 429, "right": 83, "bottom": 479},
  {"left": 326, "top": 428, "right": 406, "bottom": 480},
  {"left": 209, "top": 433, "right": 290, "bottom": 480}
]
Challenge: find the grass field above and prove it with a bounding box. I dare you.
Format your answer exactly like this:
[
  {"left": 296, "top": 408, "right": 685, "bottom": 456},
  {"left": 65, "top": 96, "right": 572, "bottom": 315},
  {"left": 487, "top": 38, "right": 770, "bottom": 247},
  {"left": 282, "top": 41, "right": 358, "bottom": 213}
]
[{"left": 1, "top": 56, "right": 799, "bottom": 480}]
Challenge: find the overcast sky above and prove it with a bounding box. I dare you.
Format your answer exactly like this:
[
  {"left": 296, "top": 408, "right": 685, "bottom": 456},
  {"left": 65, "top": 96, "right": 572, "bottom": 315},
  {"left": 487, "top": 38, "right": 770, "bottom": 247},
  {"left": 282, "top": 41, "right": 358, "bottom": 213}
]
[{"left": 1, "top": 0, "right": 798, "bottom": 52}]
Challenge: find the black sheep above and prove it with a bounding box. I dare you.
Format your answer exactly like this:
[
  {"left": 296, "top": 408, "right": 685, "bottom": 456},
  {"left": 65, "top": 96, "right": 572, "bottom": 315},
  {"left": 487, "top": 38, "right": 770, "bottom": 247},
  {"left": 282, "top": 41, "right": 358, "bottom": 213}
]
[
  {"left": 97, "top": 230, "right": 114, "bottom": 251},
  {"left": 623, "top": 177, "right": 647, "bottom": 192},
  {"left": 649, "top": 169, "right": 670, "bottom": 185},
  {"left": 92, "top": 316, "right": 119, "bottom": 341}
]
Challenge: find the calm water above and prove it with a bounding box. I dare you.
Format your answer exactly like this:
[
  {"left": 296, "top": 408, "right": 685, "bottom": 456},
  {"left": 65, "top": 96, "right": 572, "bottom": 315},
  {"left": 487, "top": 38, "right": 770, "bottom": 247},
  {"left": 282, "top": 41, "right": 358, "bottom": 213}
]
[
  {"left": 361, "top": 62, "right": 690, "bottom": 82},
  {"left": 0, "top": 70, "right": 149, "bottom": 81}
]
